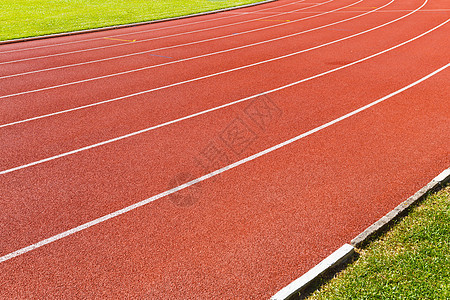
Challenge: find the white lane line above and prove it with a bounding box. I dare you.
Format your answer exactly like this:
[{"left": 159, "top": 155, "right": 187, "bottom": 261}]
[
  {"left": 0, "top": 62, "right": 447, "bottom": 264},
  {"left": 0, "top": 0, "right": 326, "bottom": 65},
  {"left": 0, "top": 14, "right": 446, "bottom": 176},
  {"left": 0, "top": 0, "right": 301, "bottom": 55},
  {"left": 1, "top": 0, "right": 420, "bottom": 129},
  {"left": 0, "top": 0, "right": 339, "bottom": 80}
]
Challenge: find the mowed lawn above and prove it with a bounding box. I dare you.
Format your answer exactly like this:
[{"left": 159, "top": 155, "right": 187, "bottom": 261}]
[{"left": 0, "top": 0, "right": 267, "bottom": 41}]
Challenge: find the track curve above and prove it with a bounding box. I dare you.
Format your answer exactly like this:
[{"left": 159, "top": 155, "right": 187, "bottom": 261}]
[{"left": 0, "top": 0, "right": 448, "bottom": 298}]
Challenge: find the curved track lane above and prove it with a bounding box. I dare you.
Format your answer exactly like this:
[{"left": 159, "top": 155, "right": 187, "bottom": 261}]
[{"left": 0, "top": 0, "right": 449, "bottom": 298}]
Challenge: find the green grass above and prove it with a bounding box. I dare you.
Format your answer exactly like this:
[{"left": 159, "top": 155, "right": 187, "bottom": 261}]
[
  {"left": 308, "top": 184, "right": 450, "bottom": 300},
  {"left": 0, "top": 0, "right": 267, "bottom": 41}
]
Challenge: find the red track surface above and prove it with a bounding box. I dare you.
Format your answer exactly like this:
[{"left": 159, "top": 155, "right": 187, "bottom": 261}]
[{"left": 0, "top": 0, "right": 449, "bottom": 298}]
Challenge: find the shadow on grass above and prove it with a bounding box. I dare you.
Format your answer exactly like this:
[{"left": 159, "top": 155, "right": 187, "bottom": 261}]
[{"left": 293, "top": 251, "right": 360, "bottom": 300}]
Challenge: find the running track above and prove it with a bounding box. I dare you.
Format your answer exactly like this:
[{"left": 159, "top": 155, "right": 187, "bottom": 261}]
[{"left": 0, "top": 0, "right": 449, "bottom": 298}]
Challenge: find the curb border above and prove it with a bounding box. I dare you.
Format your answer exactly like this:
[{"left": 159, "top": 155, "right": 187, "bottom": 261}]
[
  {"left": 271, "top": 244, "right": 355, "bottom": 300},
  {"left": 351, "top": 167, "right": 450, "bottom": 247},
  {"left": 271, "top": 167, "right": 450, "bottom": 299},
  {"left": 0, "top": 0, "right": 277, "bottom": 46}
]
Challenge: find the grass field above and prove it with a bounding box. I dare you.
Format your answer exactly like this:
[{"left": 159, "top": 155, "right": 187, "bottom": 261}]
[
  {"left": 0, "top": 0, "right": 267, "bottom": 41},
  {"left": 308, "top": 184, "right": 450, "bottom": 299}
]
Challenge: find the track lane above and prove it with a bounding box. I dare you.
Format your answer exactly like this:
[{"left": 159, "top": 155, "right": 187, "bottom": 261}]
[
  {"left": 0, "top": 2, "right": 447, "bottom": 257},
  {"left": 0, "top": 0, "right": 441, "bottom": 171},
  {"left": 0, "top": 0, "right": 372, "bottom": 95},
  {"left": 0, "top": 0, "right": 449, "bottom": 298},
  {"left": 3, "top": 0, "right": 422, "bottom": 126},
  {"left": 0, "top": 0, "right": 333, "bottom": 66},
  {"left": 0, "top": 0, "right": 355, "bottom": 82},
  {"left": 1, "top": 0, "right": 391, "bottom": 100},
  {"left": 1, "top": 63, "right": 448, "bottom": 298},
  {"left": 0, "top": 1, "right": 347, "bottom": 82},
  {"left": 3, "top": 3, "right": 441, "bottom": 172},
  {"left": 0, "top": 0, "right": 295, "bottom": 54}
]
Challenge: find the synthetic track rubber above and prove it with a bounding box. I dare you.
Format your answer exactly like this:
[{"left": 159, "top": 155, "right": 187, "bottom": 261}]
[
  {"left": 0, "top": 0, "right": 439, "bottom": 169},
  {"left": 0, "top": 0, "right": 449, "bottom": 298}
]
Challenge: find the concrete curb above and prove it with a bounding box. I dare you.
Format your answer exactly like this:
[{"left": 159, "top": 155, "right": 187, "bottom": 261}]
[
  {"left": 271, "top": 167, "right": 449, "bottom": 299},
  {"left": 351, "top": 167, "right": 450, "bottom": 247},
  {"left": 0, "top": 0, "right": 277, "bottom": 45},
  {"left": 271, "top": 244, "right": 355, "bottom": 300}
]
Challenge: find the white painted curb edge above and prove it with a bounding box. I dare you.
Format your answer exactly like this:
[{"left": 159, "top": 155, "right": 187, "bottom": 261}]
[
  {"left": 271, "top": 243, "right": 355, "bottom": 300},
  {"left": 433, "top": 167, "right": 450, "bottom": 183},
  {"left": 351, "top": 167, "right": 450, "bottom": 247}
]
